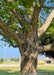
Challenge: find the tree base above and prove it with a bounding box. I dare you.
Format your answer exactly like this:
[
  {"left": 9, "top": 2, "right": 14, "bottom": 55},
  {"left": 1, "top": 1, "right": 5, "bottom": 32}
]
[{"left": 21, "top": 56, "right": 37, "bottom": 75}]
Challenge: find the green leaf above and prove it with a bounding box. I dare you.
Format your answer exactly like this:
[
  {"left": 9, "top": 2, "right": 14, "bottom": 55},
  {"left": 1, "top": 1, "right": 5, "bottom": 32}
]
[{"left": 34, "top": 0, "right": 40, "bottom": 7}]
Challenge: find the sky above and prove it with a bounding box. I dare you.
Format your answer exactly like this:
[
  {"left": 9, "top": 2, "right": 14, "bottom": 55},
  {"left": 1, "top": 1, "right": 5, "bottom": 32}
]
[
  {"left": 0, "top": 36, "right": 21, "bottom": 59},
  {"left": 0, "top": 45, "right": 21, "bottom": 59}
]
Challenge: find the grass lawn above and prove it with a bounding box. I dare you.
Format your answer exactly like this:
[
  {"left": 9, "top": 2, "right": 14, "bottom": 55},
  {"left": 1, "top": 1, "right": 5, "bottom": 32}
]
[
  {"left": 0, "top": 66, "right": 21, "bottom": 75},
  {"left": 0, "top": 66, "right": 54, "bottom": 75},
  {"left": 37, "top": 66, "right": 54, "bottom": 75}
]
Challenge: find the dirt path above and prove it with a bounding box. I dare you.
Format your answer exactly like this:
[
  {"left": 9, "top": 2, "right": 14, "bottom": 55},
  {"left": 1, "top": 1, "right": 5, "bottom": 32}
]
[{"left": 0, "top": 64, "right": 20, "bottom": 67}]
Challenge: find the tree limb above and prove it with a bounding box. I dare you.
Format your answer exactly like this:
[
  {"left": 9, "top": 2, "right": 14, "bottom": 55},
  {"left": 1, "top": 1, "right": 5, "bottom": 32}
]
[
  {"left": 11, "top": 10, "right": 32, "bottom": 34},
  {"left": 0, "top": 19, "right": 24, "bottom": 54},
  {"left": 0, "top": 19, "right": 20, "bottom": 43},
  {"left": 11, "top": 10, "right": 25, "bottom": 27},
  {"left": 43, "top": 6, "right": 54, "bottom": 9},
  {"left": 38, "top": 44, "right": 54, "bottom": 53},
  {"left": 0, "top": 31, "right": 10, "bottom": 37},
  {"left": 31, "top": 0, "right": 46, "bottom": 30},
  {"left": 40, "top": 16, "right": 46, "bottom": 20},
  {"left": 0, "top": 19, "right": 25, "bottom": 55},
  {"left": 11, "top": 44, "right": 18, "bottom": 48},
  {"left": 5, "top": 0, "right": 29, "bottom": 27},
  {"left": 0, "top": 32, "right": 18, "bottom": 48},
  {"left": 38, "top": 0, "right": 46, "bottom": 7},
  {"left": 40, "top": 16, "right": 54, "bottom": 24},
  {"left": 38, "top": 9, "right": 54, "bottom": 37},
  {"left": 11, "top": 10, "right": 30, "bottom": 28},
  {"left": 31, "top": 6, "right": 41, "bottom": 30}
]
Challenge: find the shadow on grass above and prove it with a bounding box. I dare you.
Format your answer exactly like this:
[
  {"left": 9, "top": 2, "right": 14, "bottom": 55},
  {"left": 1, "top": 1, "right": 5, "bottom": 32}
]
[
  {"left": 37, "top": 69, "right": 54, "bottom": 75},
  {"left": 0, "top": 69, "right": 21, "bottom": 75},
  {"left": 0, "top": 69, "right": 54, "bottom": 75}
]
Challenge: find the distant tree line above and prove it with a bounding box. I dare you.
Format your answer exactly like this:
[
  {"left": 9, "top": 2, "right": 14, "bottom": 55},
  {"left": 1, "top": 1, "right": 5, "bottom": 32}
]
[
  {"left": 0, "top": 58, "right": 20, "bottom": 62},
  {"left": 11, "top": 58, "right": 19, "bottom": 62}
]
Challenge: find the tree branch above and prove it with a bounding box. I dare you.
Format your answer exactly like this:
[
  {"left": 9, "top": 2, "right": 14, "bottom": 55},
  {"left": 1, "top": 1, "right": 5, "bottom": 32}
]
[
  {"left": 0, "top": 32, "right": 18, "bottom": 48},
  {"left": 0, "top": 19, "right": 20, "bottom": 43},
  {"left": 5, "top": 0, "right": 29, "bottom": 27},
  {"left": 0, "top": 19, "right": 25, "bottom": 55},
  {"left": 40, "top": 16, "right": 46, "bottom": 20},
  {"left": 31, "top": 0, "right": 46, "bottom": 30},
  {"left": 38, "top": 44, "right": 54, "bottom": 53},
  {"left": 31, "top": 6, "right": 41, "bottom": 30},
  {"left": 11, "top": 10, "right": 25, "bottom": 27},
  {"left": 0, "top": 31, "right": 10, "bottom": 37},
  {"left": 0, "top": 19, "right": 24, "bottom": 54},
  {"left": 38, "top": 0, "right": 46, "bottom": 7},
  {"left": 43, "top": 6, "right": 54, "bottom": 9},
  {"left": 11, "top": 10, "right": 32, "bottom": 34},
  {"left": 0, "top": 19, "right": 22, "bottom": 42},
  {"left": 38, "top": 9, "right": 54, "bottom": 37},
  {"left": 11, "top": 10, "right": 30, "bottom": 28},
  {"left": 40, "top": 16, "right": 54, "bottom": 24},
  {"left": 11, "top": 44, "right": 18, "bottom": 48}
]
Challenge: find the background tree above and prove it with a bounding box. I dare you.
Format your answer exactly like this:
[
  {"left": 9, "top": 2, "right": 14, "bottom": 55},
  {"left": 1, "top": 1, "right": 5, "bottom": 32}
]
[
  {"left": 0, "top": 58, "right": 4, "bottom": 62},
  {"left": 16, "top": 58, "right": 19, "bottom": 62},
  {"left": 0, "top": 0, "right": 54, "bottom": 75},
  {"left": 11, "top": 58, "right": 15, "bottom": 61}
]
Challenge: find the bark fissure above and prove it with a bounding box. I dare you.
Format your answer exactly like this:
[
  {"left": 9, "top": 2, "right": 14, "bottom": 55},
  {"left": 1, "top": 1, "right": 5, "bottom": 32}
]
[
  {"left": 21, "top": 54, "right": 38, "bottom": 75},
  {"left": 21, "top": 31, "right": 39, "bottom": 75}
]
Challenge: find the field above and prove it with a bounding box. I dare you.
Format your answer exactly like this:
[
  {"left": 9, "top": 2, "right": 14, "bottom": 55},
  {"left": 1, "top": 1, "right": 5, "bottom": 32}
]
[{"left": 0, "top": 66, "right": 54, "bottom": 75}]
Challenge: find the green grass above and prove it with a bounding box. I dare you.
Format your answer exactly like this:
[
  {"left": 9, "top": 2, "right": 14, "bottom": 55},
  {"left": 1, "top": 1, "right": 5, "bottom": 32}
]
[
  {"left": 0, "top": 66, "right": 54, "bottom": 75},
  {"left": 0, "top": 66, "right": 21, "bottom": 75},
  {"left": 38, "top": 66, "right": 54, "bottom": 71},
  {"left": 37, "top": 66, "right": 54, "bottom": 75}
]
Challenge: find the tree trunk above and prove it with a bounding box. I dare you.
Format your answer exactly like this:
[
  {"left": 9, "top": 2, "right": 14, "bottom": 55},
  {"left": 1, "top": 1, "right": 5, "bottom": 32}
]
[{"left": 21, "top": 55, "right": 38, "bottom": 75}]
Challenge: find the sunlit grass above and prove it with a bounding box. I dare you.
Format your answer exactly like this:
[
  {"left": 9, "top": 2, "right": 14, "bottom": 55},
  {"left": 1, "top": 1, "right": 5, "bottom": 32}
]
[
  {"left": 37, "top": 66, "right": 54, "bottom": 71},
  {"left": 0, "top": 66, "right": 20, "bottom": 73},
  {"left": 0, "top": 66, "right": 54, "bottom": 75}
]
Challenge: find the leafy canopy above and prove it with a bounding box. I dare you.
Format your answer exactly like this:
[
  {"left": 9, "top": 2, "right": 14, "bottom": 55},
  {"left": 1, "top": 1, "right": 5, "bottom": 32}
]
[{"left": 0, "top": 0, "right": 54, "bottom": 47}]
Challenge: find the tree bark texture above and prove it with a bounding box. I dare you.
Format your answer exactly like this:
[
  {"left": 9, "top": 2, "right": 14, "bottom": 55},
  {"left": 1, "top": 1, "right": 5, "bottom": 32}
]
[
  {"left": 21, "top": 55, "right": 38, "bottom": 75},
  {"left": 20, "top": 31, "right": 38, "bottom": 75}
]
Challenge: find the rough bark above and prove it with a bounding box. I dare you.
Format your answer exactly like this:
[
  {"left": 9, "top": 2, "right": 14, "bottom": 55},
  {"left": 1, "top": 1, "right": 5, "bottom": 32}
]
[
  {"left": 20, "top": 30, "right": 39, "bottom": 75},
  {"left": 21, "top": 54, "right": 38, "bottom": 75}
]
